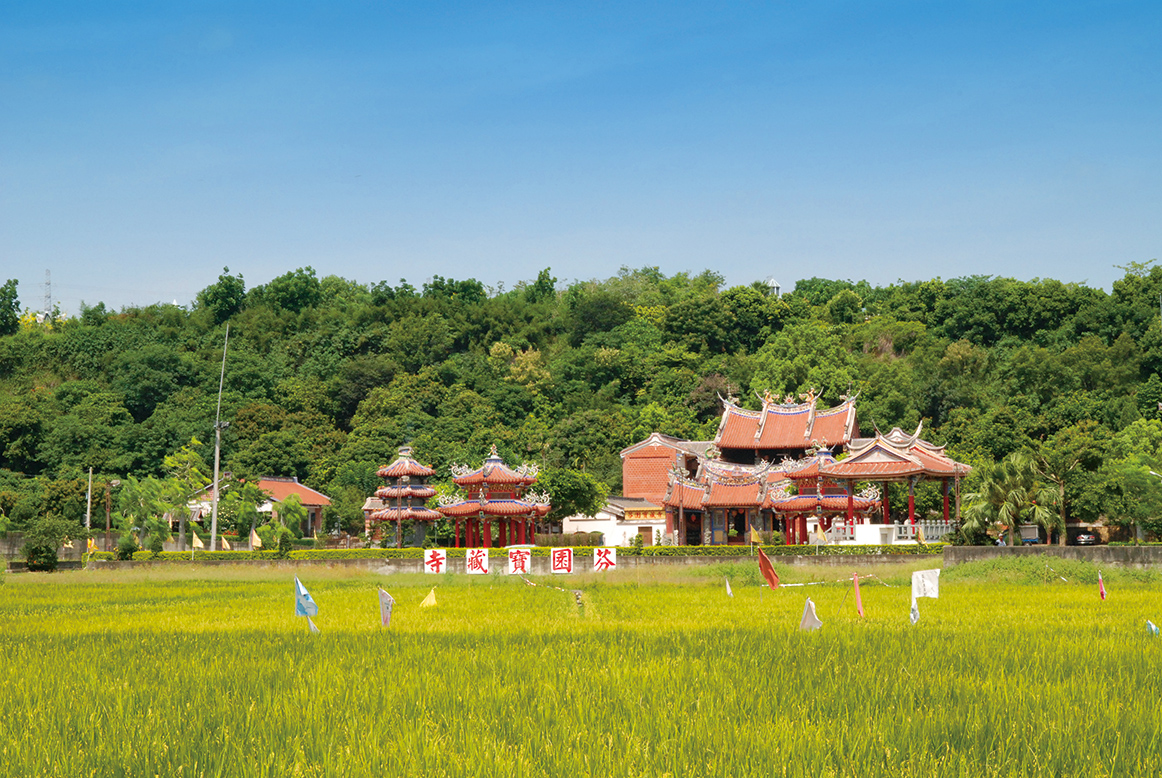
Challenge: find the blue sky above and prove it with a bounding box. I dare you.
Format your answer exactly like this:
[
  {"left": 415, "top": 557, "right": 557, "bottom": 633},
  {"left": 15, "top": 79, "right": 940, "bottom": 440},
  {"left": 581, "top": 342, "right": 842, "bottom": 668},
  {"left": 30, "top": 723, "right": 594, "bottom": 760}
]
[{"left": 2, "top": 1, "right": 1159, "bottom": 314}]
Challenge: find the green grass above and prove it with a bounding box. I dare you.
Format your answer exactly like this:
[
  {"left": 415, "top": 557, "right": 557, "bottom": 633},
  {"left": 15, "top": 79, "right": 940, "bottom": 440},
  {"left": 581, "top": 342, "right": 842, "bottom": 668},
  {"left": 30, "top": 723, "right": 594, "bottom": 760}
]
[{"left": 1, "top": 561, "right": 1160, "bottom": 776}]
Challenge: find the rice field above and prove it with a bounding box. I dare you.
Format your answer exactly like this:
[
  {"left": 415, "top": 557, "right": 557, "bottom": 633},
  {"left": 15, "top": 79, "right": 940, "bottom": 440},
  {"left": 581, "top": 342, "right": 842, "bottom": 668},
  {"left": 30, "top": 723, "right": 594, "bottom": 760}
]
[{"left": 1, "top": 558, "right": 1161, "bottom": 777}]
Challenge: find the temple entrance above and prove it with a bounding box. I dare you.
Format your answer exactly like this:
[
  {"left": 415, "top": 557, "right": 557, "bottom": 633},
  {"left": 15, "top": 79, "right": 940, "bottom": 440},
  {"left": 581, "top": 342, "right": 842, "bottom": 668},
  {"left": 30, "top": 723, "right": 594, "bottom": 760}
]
[
  {"left": 684, "top": 512, "right": 703, "bottom": 545},
  {"left": 728, "top": 509, "right": 747, "bottom": 544}
]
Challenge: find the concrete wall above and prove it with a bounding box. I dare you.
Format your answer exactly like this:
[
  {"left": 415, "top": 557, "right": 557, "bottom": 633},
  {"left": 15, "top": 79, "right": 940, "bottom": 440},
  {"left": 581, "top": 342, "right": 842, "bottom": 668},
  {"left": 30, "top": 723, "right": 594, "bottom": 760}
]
[{"left": 942, "top": 545, "right": 1162, "bottom": 569}]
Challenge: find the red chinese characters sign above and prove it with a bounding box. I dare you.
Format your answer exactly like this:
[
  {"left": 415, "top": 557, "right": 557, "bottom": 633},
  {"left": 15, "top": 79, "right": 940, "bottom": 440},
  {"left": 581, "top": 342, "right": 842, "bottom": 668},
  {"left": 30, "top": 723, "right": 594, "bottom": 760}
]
[
  {"left": 550, "top": 548, "right": 573, "bottom": 574},
  {"left": 507, "top": 548, "right": 531, "bottom": 575},
  {"left": 424, "top": 549, "right": 446, "bottom": 574},
  {"left": 593, "top": 547, "right": 617, "bottom": 572},
  {"left": 466, "top": 548, "right": 489, "bottom": 575}
]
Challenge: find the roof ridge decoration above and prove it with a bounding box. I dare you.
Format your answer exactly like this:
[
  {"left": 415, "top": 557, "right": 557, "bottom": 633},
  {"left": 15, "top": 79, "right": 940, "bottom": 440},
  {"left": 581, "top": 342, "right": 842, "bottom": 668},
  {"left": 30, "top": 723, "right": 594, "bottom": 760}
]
[
  {"left": 437, "top": 490, "right": 469, "bottom": 507},
  {"left": 524, "top": 490, "right": 551, "bottom": 506}
]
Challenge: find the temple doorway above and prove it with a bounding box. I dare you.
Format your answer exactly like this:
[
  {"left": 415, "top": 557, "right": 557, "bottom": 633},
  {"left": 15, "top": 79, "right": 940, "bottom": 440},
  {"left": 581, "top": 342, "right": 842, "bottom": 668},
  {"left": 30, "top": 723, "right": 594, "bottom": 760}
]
[{"left": 685, "top": 512, "right": 703, "bottom": 545}]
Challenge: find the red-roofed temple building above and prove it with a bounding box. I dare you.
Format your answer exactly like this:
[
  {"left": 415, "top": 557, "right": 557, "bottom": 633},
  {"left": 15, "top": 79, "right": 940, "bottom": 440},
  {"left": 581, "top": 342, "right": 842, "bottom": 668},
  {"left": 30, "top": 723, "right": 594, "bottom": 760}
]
[
  {"left": 436, "top": 445, "right": 551, "bottom": 547},
  {"left": 620, "top": 390, "right": 970, "bottom": 545}
]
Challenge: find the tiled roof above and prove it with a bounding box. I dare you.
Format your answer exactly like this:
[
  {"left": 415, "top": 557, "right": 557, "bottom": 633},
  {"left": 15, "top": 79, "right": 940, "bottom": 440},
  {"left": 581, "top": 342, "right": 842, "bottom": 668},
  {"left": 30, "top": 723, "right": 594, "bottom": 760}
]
[
  {"left": 452, "top": 447, "right": 538, "bottom": 487},
  {"left": 437, "top": 499, "right": 549, "bottom": 518},
  {"left": 705, "top": 481, "right": 764, "bottom": 507},
  {"left": 767, "top": 495, "right": 879, "bottom": 513},
  {"left": 257, "top": 477, "right": 331, "bottom": 507},
  {"left": 377, "top": 446, "right": 436, "bottom": 478},
  {"left": 714, "top": 396, "right": 856, "bottom": 451},
  {"left": 370, "top": 506, "right": 443, "bottom": 521},
  {"left": 375, "top": 485, "right": 437, "bottom": 500},
  {"left": 821, "top": 427, "right": 971, "bottom": 480},
  {"left": 664, "top": 482, "right": 706, "bottom": 510}
]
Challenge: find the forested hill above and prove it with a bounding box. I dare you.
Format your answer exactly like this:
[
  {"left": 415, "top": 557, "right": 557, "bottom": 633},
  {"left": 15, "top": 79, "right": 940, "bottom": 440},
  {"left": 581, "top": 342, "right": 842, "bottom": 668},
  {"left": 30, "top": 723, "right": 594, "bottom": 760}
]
[{"left": 2, "top": 262, "right": 1162, "bottom": 534}]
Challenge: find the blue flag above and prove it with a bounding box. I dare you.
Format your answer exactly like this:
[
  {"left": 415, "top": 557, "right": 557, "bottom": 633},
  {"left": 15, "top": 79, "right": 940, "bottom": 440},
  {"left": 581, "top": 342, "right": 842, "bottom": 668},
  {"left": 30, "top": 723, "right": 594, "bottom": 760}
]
[{"left": 295, "top": 576, "right": 318, "bottom": 617}]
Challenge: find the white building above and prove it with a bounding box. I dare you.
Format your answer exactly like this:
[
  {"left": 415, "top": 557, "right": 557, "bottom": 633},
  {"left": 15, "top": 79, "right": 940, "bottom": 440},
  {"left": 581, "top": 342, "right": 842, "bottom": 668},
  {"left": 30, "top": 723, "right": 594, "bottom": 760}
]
[{"left": 563, "top": 497, "right": 666, "bottom": 547}]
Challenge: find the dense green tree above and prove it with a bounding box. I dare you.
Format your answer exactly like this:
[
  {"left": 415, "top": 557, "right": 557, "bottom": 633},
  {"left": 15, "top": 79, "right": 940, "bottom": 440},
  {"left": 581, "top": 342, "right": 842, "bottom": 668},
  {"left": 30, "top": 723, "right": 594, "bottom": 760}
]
[
  {"left": 263, "top": 267, "right": 322, "bottom": 313},
  {"left": 0, "top": 280, "right": 19, "bottom": 336},
  {"left": 538, "top": 467, "right": 609, "bottom": 521},
  {"left": 196, "top": 267, "right": 246, "bottom": 324}
]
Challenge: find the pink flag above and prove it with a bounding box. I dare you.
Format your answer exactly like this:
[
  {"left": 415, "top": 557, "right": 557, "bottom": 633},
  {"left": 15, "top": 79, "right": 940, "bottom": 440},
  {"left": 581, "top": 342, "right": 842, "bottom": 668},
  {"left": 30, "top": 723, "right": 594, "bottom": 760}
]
[
  {"left": 1098, "top": 570, "right": 1107, "bottom": 601},
  {"left": 853, "top": 572, "right": 864, "bottom": 618}
]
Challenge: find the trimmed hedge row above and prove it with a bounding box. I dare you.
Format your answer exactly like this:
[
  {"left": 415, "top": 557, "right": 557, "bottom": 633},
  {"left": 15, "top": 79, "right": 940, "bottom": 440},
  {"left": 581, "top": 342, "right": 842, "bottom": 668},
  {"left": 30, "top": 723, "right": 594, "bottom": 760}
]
[{"left": 82, "top": 543, "right": 946, "bottom": 564}]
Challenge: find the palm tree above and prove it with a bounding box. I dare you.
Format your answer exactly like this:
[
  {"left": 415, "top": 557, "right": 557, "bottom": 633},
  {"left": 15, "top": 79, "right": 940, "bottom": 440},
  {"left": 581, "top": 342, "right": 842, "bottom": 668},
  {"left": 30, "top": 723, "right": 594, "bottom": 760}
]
[{"left": 962, "top": 452, "right": 1061, "bottom": 546}]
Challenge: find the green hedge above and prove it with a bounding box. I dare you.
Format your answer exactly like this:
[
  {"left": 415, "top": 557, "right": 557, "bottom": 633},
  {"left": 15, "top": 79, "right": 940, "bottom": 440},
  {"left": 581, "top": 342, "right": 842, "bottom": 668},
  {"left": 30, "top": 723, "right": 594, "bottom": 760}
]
[
  {"left": 634, "top": 544, "right": 946, "bottom": 557},
  {"left": 83, "top": 543, "right": 945, "bottom": 564}
]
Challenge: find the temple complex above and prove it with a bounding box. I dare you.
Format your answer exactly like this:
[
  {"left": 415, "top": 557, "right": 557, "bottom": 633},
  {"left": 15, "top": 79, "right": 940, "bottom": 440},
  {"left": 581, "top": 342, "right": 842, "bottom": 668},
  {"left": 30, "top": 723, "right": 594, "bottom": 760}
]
[
  {"left": 620, "top": 391, "right": 970, "bottom": 545},
  {"left": 436, "top": 445, "right": 551, "bottom": 547},
  {"left": 368, "top": 446, "right": 442, "bottom": 547}
]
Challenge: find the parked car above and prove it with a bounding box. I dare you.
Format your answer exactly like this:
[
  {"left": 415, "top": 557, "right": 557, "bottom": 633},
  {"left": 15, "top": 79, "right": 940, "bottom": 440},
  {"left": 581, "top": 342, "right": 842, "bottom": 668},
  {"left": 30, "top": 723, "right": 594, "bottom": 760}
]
[{"left": 1075, "top": 531, "right": 1099, "bottom": 546}]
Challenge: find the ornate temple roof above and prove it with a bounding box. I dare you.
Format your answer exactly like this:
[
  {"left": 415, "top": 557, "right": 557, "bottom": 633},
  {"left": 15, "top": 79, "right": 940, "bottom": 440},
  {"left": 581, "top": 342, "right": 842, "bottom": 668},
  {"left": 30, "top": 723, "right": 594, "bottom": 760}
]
[
  {"left": 437, "top": 498, "right": 551, "bottom": 518},
  {"left": 822, "top": 424, "right": 971, "bottom": 481},
  {"left": 376, "top": 445, "right": 436, "bottom": 479},
  {"left": 375, "top": 485, "right": 438, "bottom": 500},
  {"left": 713, "top": 389, "right": 857, "bottom": 452},
  {"left": 369, "top": 506, "right": 443, "bottom": 522},
  {"left": 451, "top": 445, "right": 539, "bottom": 487}
]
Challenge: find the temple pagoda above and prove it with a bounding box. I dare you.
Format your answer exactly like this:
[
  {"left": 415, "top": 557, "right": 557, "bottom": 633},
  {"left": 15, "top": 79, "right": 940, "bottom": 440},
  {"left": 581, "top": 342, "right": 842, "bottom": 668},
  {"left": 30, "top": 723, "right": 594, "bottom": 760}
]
[
  {"left": 369, "top": 446, "right": 443, "bottom": 547},
  {"left": 436, "top": 445, "right": 550, "bottom": 547}
]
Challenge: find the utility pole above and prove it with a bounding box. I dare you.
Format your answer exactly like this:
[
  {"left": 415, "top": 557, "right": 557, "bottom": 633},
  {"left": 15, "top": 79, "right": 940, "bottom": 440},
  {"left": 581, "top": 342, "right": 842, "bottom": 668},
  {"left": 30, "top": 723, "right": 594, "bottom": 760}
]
[
  {"left": 209, "top": 324, "right": 230, "bottom": 552},
  {"left": 85, "top": 467, "right": 92, "bottom": 530}
]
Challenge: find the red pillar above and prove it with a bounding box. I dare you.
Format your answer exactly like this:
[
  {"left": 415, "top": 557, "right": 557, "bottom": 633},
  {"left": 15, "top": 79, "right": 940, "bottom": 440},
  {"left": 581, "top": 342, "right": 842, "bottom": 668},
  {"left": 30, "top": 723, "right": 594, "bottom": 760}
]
[
  {"left": 499, "top": 520, "right": 507, "bottom": 547},
  {"left": 455, "top": 519, "right": 461, "bottom": 548},
  {"left": 908, "top": 479, "right": 916, "bottom": 526},
  {"left": 665, "top": 508, "right": 674, "bottom": 538},
  {"left": 846, "top": 480, "right": 855, "bottom": 524},
  {"left": 797, "top": 515, "right": 808, "bottom": 545},
  {"left": 883, "top": 486, "right": 890, "bottom": 525},
  {"left": 483, "top": 519, "right": 493, "bottom": 548},
  {"left": 943, "top": 480, "right": 950, "bottom": 523}
]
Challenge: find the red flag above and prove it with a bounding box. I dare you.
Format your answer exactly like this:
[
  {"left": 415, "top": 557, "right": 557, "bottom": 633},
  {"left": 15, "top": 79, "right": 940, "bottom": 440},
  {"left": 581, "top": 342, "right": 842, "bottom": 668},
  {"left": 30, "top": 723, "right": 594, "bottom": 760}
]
[
  {"left": 853, "top": 572, "right": 864, "bottom": 618},
  {"left": 1098, "top": 570, "right": 1107, "bottom": 601},
  {"left": 757, "top": 547, "right": 780, "bottom": 590}
]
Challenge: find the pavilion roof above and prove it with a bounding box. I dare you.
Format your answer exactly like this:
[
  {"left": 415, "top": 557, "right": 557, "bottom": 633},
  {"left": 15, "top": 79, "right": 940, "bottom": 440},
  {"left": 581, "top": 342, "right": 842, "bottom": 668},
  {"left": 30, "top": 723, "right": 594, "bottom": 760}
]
[
  {"left": 451, "top": 445, "right": 539, "bottom": 487},
  {"left": 377, "top": 446, "right": 436, "bottom": 479},
  {"left": 766, "top": 495, "right": 880, "bottom": 513},
  {"left": 375, "top": 485, "right": 437, "bottom": 501},
  {"left": 821, "top": 424, "right": 972, "bottom": 481},
  {"left": 436, "top": 498, "right": 550, "bottom": 518},
  {"left": 369, "top": 506, "right": 443, "bottom": 522}
]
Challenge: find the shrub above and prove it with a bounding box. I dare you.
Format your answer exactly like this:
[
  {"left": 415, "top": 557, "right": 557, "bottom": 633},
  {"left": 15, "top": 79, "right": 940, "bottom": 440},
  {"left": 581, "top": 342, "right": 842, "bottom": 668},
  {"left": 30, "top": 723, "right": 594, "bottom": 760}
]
[
  {"left": 148, "top": 533, "right": 165, "bottom": 558},
  {"left": 22, "top": 515, "right": 82, "bottom": 572},
  {"left": 117, "top": 532, "right": 139, "bottom": 561},
  {"left": 276, "top": 526, "right": 295, "bottom": 558}
]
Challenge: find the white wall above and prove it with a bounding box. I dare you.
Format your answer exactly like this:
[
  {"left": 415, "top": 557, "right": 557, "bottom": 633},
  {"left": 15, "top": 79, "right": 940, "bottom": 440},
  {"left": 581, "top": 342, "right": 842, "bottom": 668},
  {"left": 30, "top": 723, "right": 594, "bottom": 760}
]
[{"left": 563, "top": 511, "right": 665, "bottom": 546}]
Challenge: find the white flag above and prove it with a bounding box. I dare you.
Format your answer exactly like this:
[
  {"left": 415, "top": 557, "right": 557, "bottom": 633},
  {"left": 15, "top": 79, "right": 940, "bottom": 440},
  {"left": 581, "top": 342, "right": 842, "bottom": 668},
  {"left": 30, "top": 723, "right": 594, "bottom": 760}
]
[
  {"left": 799, "top": 597, "right": 823, "bottom": 631},
  {"left": 725, "top": 577, "right": 733, "bottom": 598},
  {"left": 250, "top": 528, "right": 263, "bottom": 549},
  {"left": 378, "top": 588, "right": 395, "bottom": 628},
  {"left": 910, "top": 598, "right": 920, "bottom": 625},
  {"left": 911, "top": 569, "right": 940, "bottom": 600},
  {"left": 307, "top": 617, "right": 320, "bottom": 634}
]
